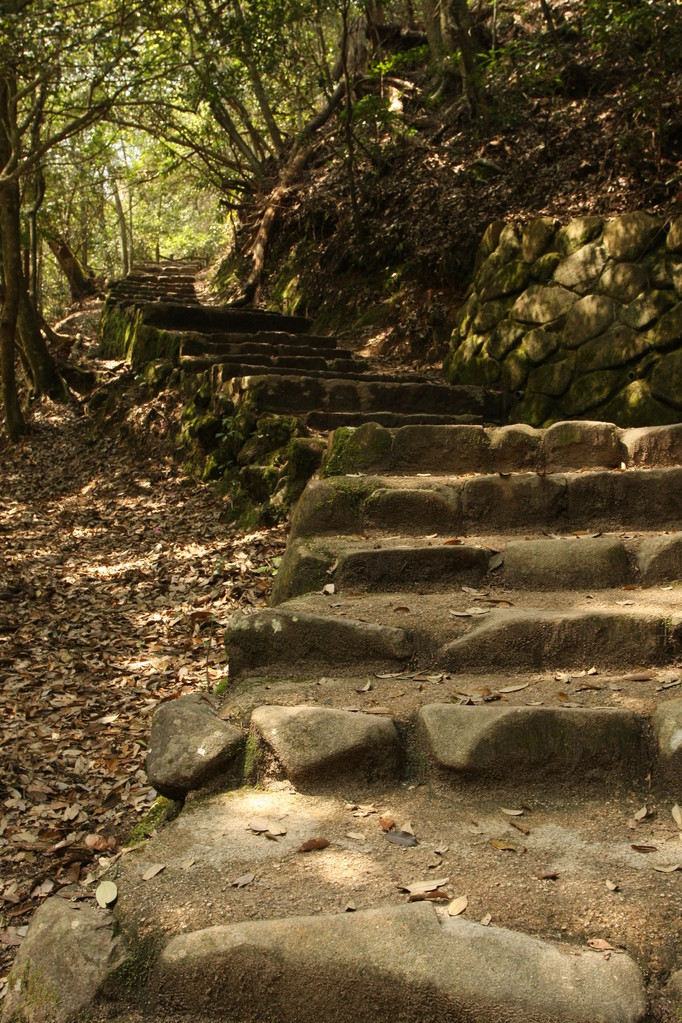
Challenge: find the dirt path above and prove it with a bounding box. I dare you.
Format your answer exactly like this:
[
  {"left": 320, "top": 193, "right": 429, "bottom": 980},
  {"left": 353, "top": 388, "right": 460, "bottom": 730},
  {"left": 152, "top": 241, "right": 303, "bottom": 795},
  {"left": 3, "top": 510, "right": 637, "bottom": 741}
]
[{"left": 0, "top": 396, "right": 286, "bottom": 994}]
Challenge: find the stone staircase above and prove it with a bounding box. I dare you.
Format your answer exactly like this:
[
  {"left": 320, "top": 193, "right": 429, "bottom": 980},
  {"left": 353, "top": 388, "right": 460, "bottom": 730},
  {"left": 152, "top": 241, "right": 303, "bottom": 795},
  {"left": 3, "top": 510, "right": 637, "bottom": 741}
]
[
  {"left": 97, "top": 261, "right": 505, "bottom": 523},
  {"left": 9, "top": 418, "right": 682, "bottom": 1023}
]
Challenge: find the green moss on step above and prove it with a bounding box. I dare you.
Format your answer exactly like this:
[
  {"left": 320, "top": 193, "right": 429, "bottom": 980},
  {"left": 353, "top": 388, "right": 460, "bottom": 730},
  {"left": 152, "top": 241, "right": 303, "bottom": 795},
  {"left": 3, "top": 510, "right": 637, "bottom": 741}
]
[{"left": 126, "top": 796, "right": 182, "bottom": 846}]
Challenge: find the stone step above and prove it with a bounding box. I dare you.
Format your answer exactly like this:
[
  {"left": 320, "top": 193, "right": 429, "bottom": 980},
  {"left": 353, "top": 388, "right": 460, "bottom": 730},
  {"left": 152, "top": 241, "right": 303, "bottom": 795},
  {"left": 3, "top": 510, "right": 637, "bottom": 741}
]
[
  {"left": 153, "top": 905, "right": 646, "bottom": 1023},
  {"left": 138, "top": 301, "right": 312, "bottom": 335},
  {"left": 223, "top": 373, "right": 503, "bottom": 419},
  {"left": 179, "top": 330, "right": 343, "bottom": 355},
  {"left": 271, "top": 532, "right": 682, "bottom": 603},
  {"left": 146, "top": 690, "right": 682, "bottom": 797},
  {"left": 305, "top": 410, "right": 487, "bottom": 429},
  {"left": 322, "top": 420, "right": 682, "bottom": 476},
  {"left": 289, "top": 467, "right": 682, "bottom": 539},
  {"left": 179, "top": 353, "right": 364, "bottom": 376},
  {"left": 225, "top": 596, "right": 681, "bottom": 680}
]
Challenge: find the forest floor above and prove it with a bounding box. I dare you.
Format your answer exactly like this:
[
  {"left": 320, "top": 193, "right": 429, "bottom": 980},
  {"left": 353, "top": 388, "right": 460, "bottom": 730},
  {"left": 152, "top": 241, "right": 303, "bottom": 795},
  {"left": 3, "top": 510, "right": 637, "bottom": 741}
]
[{"left": 0, "top": 309, "right": 287, "bottom": 996}]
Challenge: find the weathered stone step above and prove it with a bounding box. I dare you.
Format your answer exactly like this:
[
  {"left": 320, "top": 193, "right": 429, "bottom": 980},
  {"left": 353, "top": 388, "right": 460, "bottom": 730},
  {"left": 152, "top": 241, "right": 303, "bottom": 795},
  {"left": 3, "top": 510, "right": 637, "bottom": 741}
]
[
  {"left": 146, "top": 692, "right": 682, "bottom": 798},
  {"left": 226, "top": 597, "right": 681, "bottom": 680},
  {"left": 290, "top": 466, "right": 682, "bottom": 539},
  {"left": 153, "top": 905, "right": 646, "bottom": 1023},
  {"left": 179, "top": 352, "right": 364, "bottom": 376},
  {"left": 271, "top": 532, "right": 682, "bottom": 602},
  {"left": 322, "top": 420, "right": 682, "bottom": 476},
  {"left": 305, "top": 410, "right": 486, "bottom": 429},
  {"left": 179, "top": 329, "right": 343, "bottom": 356},
  {"left": 138, "top": 301, "right": 312, "bottom": 335},
  {"left": 223, "top": 373, "right": 503, "bottom": 419}
]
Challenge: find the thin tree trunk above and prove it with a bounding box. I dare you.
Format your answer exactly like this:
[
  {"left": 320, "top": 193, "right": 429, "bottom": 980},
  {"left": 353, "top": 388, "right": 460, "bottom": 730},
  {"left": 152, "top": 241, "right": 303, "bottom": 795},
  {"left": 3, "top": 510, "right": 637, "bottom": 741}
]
[
  {"left": 0, "top": 181, "right": 26, "bottom": 441},
  {"left": 46, "top": 235, "right": 98, "bottom": 302},
  {"left": 341, "top": 2, "right": 361, "bottom": 237},
  {"left": 112, "top": 180, "right": 129, "bottom": 275},
  {"left": 449, "top": 0, "right": 481, "bottom": 117}
]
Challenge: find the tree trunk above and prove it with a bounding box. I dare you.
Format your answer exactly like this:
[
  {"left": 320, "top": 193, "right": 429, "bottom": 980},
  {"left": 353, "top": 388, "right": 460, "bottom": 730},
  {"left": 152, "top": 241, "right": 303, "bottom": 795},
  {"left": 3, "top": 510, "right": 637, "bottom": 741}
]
[
  {"left": 449, "top": 0, "right": 481, "bottom": 117},
  {"left": 47, "top": 235, "right": 99, "bottom": 302},
  {"left": 0, "top": 181, "right": 26, "bottom": 441},
  {"left": 112, "top": 181, "right": 130, "bottom": 275}
]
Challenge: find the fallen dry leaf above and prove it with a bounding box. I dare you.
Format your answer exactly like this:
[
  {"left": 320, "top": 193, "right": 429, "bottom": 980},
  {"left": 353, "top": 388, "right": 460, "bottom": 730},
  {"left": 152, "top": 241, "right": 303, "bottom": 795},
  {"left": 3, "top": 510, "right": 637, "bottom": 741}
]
[
  {"left": 95, "top": 881, "right": 118, "bottom": 908},
  {"left": 298, "top": 838, "right": 330, "bottom": 852},
  {"left": 141, "top": 863, "right": 165, "bottom": 881},
  {"left": 447, "top": 895, "right": 468, "bottom": 917}
]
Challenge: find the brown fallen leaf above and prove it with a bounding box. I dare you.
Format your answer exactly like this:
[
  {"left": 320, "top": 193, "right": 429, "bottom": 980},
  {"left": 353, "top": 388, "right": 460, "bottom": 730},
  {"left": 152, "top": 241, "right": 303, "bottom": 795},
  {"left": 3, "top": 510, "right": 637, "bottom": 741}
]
[
  {"left": 379, "top": 815, "right": 395, "bottom": 831},
  {"left": 633, "top": 805, "right": 649, "bottom": 822},
  {"left": 652, "top": 862, "right": 682, "bottom": 873},
  {"left": 480, "top": 913, "right": 492, "bottom": 926},
  {"left": 443, "top": 538, "right": 463, "bottom": 545},
  {"left": 605, "top": 879, "right": 619, "bottom": 892},
  {"left": 672, "top": 804, "right": 682, "bottom": 829},
  {"left": 231, "top": 872, "right": 255, "bottom": 888},
  {"left": 490, "top": 839, "right": 516, "bottom": 852},
  {"left": 509, "top": 819, "right": 530, "bottom": 835},
  {"left": 142, "top": 863, "right": 166, "bottom": 881},
  {"left": 534, "top": 869, "right": 559, "bottom": 880},
  {"left": 447, "top": 895, "right": 468, "bottom": 917},
  {"left": 588, "top": 938, "right": 615, "bottom": 951},
  {"left": 631, "top": 844, "right": 658, "bottom": 853},
  {"left": 500, "top": 808, "right": 524, "bottom": 816},
  {"left": 399, "top": 877, "right": 449, "bottom": 895},
  {"left": 386, "top": 830, "right": 418, "bottom": 847},
  {"left": 298, "top": 838, "right": 330, "bottom": 852}
]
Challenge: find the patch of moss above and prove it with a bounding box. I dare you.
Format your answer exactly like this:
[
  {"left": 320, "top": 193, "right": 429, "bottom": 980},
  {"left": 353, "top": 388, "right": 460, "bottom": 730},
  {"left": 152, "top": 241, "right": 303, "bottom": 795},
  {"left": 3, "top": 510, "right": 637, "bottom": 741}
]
[
  {"left": 213, "top": 676, "right": 231, "bottom": 696},
  {"left": 126, "top": 796, "right": 182, "bottom": 846},
  {"left": 243, "top": 733, "right": 263, "bottom": 781},
  {"left": 109, "top": 931, "right": 164, "bottom": 996},
  {"left": 6, "top": 960, "right": 60, "bottom": 1021}
]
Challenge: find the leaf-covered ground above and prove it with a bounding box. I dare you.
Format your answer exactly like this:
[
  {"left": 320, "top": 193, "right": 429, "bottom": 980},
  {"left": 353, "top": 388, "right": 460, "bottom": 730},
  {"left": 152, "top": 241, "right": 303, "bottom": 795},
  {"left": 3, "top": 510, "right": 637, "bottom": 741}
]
[{"left": 0, "top": 391, "right": 285, "bottom": 992}]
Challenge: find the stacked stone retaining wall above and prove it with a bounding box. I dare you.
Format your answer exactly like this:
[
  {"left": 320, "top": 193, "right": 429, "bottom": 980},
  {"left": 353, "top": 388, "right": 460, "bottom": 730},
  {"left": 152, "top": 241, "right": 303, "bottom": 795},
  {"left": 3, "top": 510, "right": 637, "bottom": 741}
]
[{"left": 445, "top": 211, "right": 682, "bottom": 426}]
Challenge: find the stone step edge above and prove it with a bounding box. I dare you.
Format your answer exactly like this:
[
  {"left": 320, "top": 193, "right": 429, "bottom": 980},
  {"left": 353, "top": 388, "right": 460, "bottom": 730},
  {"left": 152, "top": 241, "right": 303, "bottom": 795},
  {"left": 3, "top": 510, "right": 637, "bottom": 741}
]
[
  {"left": 270, "top": 532, "right": 682, "bottom": 603},
  {"left": 145, "top": 690, "right": 682, "bottom": 799},
  {"left": 289, "top": 466, "right": 682, "bottom": 540},
  {"left": 321, "top": 420, "right": 682, "bottom": 477},
  {"left": 4, "top": 899, "right": 648, "bottom": 1023},
  {"left": 150, "top": 903, "right": 647, "bottom": 1023}
]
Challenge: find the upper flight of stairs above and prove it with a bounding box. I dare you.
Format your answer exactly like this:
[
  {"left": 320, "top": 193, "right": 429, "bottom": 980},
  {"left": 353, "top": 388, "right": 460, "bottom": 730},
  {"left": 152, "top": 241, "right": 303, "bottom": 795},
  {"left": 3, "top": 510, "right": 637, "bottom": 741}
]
[{"left": 100, "top": 262, "right": 504, "bottom": 432}]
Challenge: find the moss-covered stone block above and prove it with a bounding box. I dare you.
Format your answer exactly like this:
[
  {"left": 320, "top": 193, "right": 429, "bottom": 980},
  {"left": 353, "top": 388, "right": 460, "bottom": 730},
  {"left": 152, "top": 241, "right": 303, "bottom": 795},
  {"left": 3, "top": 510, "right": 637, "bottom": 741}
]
[
  {"left": 286, "top": 437, "right": 326, "bottom": 503},
  {"left": 522, "top": 217, "right": 558, "bottom": 264},
  {"left": 599, "top": 379, "right": 680, "bottom": 426},
  {"left": 530, "top": 251, "right": 562, "bottom": 282},
  {"left": 603, "top": 211, "right": 663, "bottom": 261},
  {"left": 472, "top": 298, "right": 514, "bottom": 333},
  {"left": 512, "top": 284, "right": 577, "bottom": 324},
  {"left": 509, "top": 392, "right": 556, "bottom": 427},
  {"left": 500, "top": 348, "right": 531, "bottom": 392},
  {"left": 553, "top": 241, "right": 608, "bottom": 292},
  {"left": 520, "top": 327, "right": 559, "bottom": 364},
  {"left": 597, "top": 262, "right": 649, "bottom": 304},
  {"left": 564, "top": 294, "right": 617, "bottom": 347},
  {"left": 323, "top": 422, "right": 393, "bottom": 476},
  {"left": 485, "top": 319, "right": 526, "bottom": 361},
  {"left": 620, "top": 289, "right": 676, "bottom": 329},
  {"left": 576, "top": 323, "right": 651, "bottom": 373},
  {"left": 527, "top": 356, "right": 575, "bottom": 397},
  {"left": 480, "top": 260, "right": 530, "bottom": 302},
  {"left": 645, "top": 301, "right": 682, "bottom": 349},
  {"left": 555, "top": 216, "right": 603, "bottom": 256},
  {"left": 561, "top": 368, "right": 626, "bottom": 416},
  {"left": 650, "top": 349, "right": 682, "bottom": 409},
  {"left": 455, "top": 352, "right": 501, "bottom": 386}
]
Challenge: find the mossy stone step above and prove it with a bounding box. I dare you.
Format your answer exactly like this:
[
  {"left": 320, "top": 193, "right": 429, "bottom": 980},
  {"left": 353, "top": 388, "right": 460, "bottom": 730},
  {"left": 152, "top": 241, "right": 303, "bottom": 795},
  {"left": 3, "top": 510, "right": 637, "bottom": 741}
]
[
  {"left": 224, "top": 373, "right": 503, "bottom": 419},
  {"left": 179, "top": 354, "right": 364, "bottom": 376},
  {"left": 305, "top": 410, "right": 487, "bottom": 429},
  {"left": 322, "top": 420, "right": 682, "bottom": 476},
  {"left": 290, "top": 467, "right": 682, "bottom": 539},
  {"left": 180, "top": 330, "right": 343, "bottom": 355},
  {"left": 134, "top": 301, "right": 312, "bottom": 335}
]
